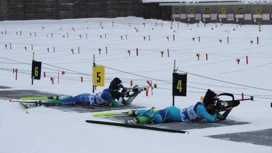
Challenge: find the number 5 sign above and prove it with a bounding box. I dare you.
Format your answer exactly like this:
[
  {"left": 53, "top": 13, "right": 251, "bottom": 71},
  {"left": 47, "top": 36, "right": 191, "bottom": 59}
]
[
  {"left": 93, "top": 66, "right": 105, "bottom": 86},
  {"left": 172, "top": 73, "right": 187, "bottom": 96}
]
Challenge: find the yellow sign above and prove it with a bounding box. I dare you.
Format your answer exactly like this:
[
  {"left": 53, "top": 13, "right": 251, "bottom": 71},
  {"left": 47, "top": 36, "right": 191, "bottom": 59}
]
[
  {"left": 175, "top": 8, "right": 179, "bottom": 14},
  {"left": 205, "top": 8, "right": 210, "bottom": 14},
  {"left": 256, "top": 8, "right": 261, "bottom": 14},
  {"left": 189, "top": 8, "right": 194, "bottom": 14},
  {"left": 238, "top": 8, "right": 243, "bottom": 14},
  {"left": 93, "top": 66, "right": 105, "bottom": 86},
  {"left": 221, "top": 8, "right": 226, "bottom": 14}
]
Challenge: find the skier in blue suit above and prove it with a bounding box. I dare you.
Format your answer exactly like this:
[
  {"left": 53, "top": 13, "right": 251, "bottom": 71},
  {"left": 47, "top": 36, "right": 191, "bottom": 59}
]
[
  {"left": 126, "top": 89, "right": 239, "bottom": 124},
  {"left": 39, "top": 77, "right": 141, "bottom": 107}
]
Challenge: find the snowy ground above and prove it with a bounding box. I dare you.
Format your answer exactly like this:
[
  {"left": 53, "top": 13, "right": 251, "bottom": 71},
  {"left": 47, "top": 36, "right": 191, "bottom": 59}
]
[{"left": 0, "top": 17, "right": 271, "bottom": 153}]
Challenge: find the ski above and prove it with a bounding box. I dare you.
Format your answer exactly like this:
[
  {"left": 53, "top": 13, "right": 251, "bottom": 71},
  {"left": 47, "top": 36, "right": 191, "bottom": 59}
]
[
  {"left": 9, "top": 99, "right": 52, "bottom": 106},
  {"left": 85, "top": 120, "right": 188, "bottom": 134},
  {"left": 92, "top": 107, "right": 156, "bottom": 117},
  {"left": 20, "top": 96, "right": 49, "bottom": 100},
  {"left": 9, "top": 99, "right": 41, "bottom": 103},
  {"left": 92, "top": 111, "right": 129, "bottom": 117},
  {"left": 9, "top": 99, "right": 97, "bottom": 109}
]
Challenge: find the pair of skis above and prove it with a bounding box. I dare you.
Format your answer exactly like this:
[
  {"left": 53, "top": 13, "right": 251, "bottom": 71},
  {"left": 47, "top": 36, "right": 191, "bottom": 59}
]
[
  {"left": 9, "top": 96, "right": 49, "bottom": 107},
  {"left": 87, "top": 108, "right": 189, "bottom": 134},
  {"left": 85, "top": 120, "right": 188, "bottom": 134},
  {"left": 9, "top": 99, "right": 45, "bottom": 114}
]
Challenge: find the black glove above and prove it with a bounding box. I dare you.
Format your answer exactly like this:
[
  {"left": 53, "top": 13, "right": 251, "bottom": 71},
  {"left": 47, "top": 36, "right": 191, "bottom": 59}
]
[
  {"left": 121, "top": 87, "right": 127, "bottom": 93},
  {"left": 215, "top": 102, "right": 222, "bottom": 111},
  {"left": 120, "top": 87, "right": 128, "bottom": 97},
  {"left": 132, "top": 88, "right": 138, "bottom": 93}
]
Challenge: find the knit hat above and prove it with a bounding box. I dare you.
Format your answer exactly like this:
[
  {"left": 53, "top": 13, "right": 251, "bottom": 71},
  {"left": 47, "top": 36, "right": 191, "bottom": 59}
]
[
  {"left": 203, "top": 89, "right": 217, "bottom": 105},
  {"left": 109, "top": 77, "right": 122, "bottom": 99},
  {"left": 109, "top": 77, "right": 122, "bottom": 91}
]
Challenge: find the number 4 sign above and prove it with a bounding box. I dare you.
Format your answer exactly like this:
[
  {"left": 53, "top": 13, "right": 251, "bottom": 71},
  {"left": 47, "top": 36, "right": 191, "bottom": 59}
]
[
  {"left": 93, "top": 66, "right": 105, "bottom": 86},
  {"left": 172, "top": 73, "right": 187, "bottom": 96}
]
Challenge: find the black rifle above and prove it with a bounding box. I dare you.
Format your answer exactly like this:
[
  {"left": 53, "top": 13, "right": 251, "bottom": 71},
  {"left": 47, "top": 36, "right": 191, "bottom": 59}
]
[{"left": 215, "top": 93, "right": 254, "bottom": 111}]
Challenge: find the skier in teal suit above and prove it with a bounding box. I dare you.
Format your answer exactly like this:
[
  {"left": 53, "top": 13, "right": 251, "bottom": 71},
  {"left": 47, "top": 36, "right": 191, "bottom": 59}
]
[{"left": 126, "top": 89, "right": 239, "bottom": 124}]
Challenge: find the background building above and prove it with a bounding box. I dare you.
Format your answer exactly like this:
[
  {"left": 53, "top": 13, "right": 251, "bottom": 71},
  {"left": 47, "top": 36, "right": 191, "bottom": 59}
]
[
  {"left": 1, "top": 0, "right": 272, "bottom": 24},
  {"left": 0, "top": 0, "right": 170, "bottom": 20},
  {"left": 158, "top": 0, "right": 272, "bottom": 24}
]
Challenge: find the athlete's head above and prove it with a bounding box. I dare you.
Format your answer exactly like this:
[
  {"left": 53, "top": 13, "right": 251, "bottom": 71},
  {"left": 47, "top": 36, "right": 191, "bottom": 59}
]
[
  {"left": 203, "top": 89, "right": 217, "bottom": 106},
  {"left": 109, "top": 77, "right": 123, "bottom": 99}
]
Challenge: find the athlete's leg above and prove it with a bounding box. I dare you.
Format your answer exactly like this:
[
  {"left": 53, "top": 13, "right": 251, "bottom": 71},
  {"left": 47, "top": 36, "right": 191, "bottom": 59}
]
[
  {"left": 158, "top": 106, "right": 182, "bottom": 122},
  {"left": 61, "top": 93, "right": 92, "bottom": 105},
  {"left": 57, "top": 95, "right": 72, "bottom": 100},
  {"left": 133, "top": 108, "right": 161, "bottom": 124}
]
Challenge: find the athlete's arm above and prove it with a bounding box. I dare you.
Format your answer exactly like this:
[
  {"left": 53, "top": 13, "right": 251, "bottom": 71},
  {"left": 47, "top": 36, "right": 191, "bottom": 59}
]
[{"left": 195, "top": 104, "right": 217, "bottom": 123}]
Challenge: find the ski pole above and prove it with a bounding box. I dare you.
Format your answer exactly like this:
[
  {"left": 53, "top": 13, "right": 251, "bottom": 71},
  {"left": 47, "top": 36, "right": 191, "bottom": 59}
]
[{"left": 136, "top": 106, "right": 156, "bottom": 117}]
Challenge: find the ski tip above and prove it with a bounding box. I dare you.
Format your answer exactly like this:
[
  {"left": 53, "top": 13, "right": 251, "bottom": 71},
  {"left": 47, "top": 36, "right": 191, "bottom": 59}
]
[{"left": 92, "top": 112, "right": 116, "bottom": 117}]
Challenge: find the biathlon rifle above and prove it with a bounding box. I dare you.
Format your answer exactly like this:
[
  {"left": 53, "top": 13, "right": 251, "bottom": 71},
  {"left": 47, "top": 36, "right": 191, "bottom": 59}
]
[{"left": 215, "top": 93, "right": 254, "bottom": 111}]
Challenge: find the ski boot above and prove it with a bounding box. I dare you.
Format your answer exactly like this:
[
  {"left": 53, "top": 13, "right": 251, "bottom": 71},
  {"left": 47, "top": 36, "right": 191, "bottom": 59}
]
[
  {"left": 127, "top": 110, "right": 137, "bottom": 116},
  {"left": 124, "top": 118, "right": 138, "bottom": 124},
  {"left": 48, "top": 96, "right": 59, "bottom": 100}
]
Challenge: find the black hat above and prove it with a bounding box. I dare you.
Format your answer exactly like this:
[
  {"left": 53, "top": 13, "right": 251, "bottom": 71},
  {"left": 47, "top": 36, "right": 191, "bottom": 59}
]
[
  {"left": 203, "top": 89, "right": 217, "bottom": 105},
  {"left": 109, "top": 77, "right": 122, "bottom": 99},
  {"left": 109, "top": 77, "right": 122, "bottom": 90}
]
